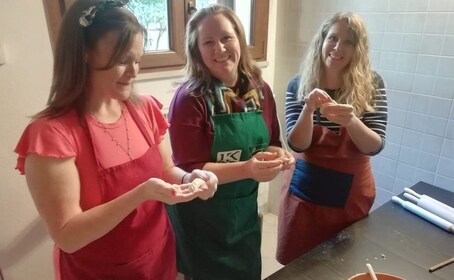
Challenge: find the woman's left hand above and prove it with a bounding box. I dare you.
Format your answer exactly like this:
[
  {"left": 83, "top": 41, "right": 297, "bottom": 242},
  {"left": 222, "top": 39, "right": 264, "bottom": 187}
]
[{"left": 321, "top": 103, "right": 358, "bottom": 127}]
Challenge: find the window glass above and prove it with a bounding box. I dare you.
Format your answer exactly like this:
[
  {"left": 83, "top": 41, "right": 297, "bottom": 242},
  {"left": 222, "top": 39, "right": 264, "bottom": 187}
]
[
  {"left": 126, "top": 0, "right": 170, "bottom": 52},
  {"left": 196, "top": 0, "right": 252, "bottom": 44}
]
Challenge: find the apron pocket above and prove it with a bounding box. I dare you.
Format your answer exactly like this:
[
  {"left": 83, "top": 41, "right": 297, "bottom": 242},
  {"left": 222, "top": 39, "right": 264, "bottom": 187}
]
[{"left": 289, "top": 158, "right": 354, "bottom": 208}]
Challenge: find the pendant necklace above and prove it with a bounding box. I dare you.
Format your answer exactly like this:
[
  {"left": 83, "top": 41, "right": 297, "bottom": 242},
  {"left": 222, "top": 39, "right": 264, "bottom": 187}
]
[{"left": 96, "top": 105, "right": 133, "bottom": 160}]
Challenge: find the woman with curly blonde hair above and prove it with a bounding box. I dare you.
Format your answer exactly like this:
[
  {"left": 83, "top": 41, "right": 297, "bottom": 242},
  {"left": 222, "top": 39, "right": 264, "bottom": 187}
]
[{"left": 277, "top": 12, "right": 388, "bottom": 265}]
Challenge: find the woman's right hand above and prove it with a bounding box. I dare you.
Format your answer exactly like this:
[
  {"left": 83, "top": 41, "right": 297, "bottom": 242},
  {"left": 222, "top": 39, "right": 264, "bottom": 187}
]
[
  {"left": 304, "top": 88, "right": 333, "bottom": 111},
  {"left": 245, "top": 151, "right": 283, "bottom": 182}
]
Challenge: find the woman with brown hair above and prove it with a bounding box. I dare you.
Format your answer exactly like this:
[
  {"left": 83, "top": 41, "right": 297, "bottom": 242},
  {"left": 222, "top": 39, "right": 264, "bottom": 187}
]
[
  {"left": 167, "top": 4, "right": 294, "bottom": 280},
  {"left": 14, "top": 1, "right": 217, "bottom": 278}
]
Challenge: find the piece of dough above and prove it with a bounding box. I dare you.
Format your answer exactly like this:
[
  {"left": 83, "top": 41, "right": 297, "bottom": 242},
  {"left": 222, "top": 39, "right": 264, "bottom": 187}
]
[
  {"left": 320, "top": 101, "right": 337, "bottom": 115},
  {"left": 190, "top": 178, "right": 205, "bottom": 191}
]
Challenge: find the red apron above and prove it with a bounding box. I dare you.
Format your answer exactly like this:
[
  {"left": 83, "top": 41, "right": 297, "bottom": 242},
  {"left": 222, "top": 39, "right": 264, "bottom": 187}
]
[
  {"left": 55, "top": 102, "right": 176, "bottom": 279},
  {"left": 277, "top": 125, "right": 375, "bottom": 265}
]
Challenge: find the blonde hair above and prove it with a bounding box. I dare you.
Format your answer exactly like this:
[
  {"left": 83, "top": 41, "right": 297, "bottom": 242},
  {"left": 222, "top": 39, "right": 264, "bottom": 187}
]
[
  {"left": 183, "top": 4, "right": 262, "bottom": 93},
  {"left": 298, "top": 12, "right": 375, "bottom": 115}
]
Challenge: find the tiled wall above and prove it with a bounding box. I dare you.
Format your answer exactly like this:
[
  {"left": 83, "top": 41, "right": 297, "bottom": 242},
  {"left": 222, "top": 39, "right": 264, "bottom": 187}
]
[{"left": 279, "top": 0, "right": 454, "bottom": 209}]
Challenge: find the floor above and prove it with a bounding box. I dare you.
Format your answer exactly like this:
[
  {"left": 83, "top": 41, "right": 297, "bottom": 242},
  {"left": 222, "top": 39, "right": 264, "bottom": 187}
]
[
  {"left": 176, "top": 213, "right": 283, "bottom": 280},
  {"left": 261, "top": 213, "right": 284, "bottom": 279}
]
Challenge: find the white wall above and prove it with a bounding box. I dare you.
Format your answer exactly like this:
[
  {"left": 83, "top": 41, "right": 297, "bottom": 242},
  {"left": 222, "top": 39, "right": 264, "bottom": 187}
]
[{"left": 0, "top": 0, "right": 278, "bottom": 279}]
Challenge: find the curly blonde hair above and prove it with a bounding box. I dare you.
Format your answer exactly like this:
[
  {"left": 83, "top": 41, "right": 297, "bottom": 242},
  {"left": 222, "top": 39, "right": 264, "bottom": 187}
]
[{"left": 297, "top": 12, "right": 376, "bottom": 115}]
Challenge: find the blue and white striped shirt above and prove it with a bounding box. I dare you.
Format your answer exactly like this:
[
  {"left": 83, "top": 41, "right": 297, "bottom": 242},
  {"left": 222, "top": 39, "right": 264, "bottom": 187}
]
[{"left": 285, "top": 74, "right": 388, "bottom": 155}]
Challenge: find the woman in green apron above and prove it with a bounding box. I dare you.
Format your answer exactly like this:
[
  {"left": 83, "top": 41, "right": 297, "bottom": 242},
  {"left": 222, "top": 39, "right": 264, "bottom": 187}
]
[
  {"left": 277, "top": 12, "right": 388, "bottom": 265},
  {"left": 167, "top": 5, "right": 294, "bottom": 280}
]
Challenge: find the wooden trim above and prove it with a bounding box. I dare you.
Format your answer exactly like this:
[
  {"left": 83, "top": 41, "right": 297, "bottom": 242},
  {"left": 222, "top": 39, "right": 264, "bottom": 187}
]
[{"left": 42, "top": 0, "right": 269, "bottom": 72}]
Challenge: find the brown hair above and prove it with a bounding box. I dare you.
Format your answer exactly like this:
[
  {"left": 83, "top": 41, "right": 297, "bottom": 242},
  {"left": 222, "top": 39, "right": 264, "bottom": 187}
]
[
  {"left": 36, "top": 0, "right": 146, "bottom": 119},
  {"left": 183, "top": 4, "right": 262, "bottom": 94}
]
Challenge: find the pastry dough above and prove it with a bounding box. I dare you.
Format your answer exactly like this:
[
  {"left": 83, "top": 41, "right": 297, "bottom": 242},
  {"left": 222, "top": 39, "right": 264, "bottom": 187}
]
[
  {"left": 320, "top": 101, "right": 337, "bottom": 115},
  {"left": 190, "top": 178, "right": 205, "bottom": 191}
]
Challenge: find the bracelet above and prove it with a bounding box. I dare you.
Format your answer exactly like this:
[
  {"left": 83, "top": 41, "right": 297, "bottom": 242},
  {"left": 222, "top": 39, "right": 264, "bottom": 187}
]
[{"left": 181, "top": 173, "right": 190, "bottom": 184}]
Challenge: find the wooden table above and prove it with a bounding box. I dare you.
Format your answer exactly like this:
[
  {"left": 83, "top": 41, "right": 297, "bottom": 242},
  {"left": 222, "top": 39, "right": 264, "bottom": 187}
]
[{"left": 266, "top": 181, "right": 454, "bottom": 280}]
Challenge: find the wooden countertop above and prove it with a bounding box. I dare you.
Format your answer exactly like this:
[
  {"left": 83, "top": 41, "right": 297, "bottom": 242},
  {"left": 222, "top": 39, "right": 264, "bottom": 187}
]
[{"left": 266, "top": 181, "right": 454, "bottom": 280}]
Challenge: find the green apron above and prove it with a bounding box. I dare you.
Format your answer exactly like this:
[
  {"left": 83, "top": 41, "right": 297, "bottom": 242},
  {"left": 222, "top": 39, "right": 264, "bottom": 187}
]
[{"left": 168, "top": 94, "right": 270, "bottom": 280}]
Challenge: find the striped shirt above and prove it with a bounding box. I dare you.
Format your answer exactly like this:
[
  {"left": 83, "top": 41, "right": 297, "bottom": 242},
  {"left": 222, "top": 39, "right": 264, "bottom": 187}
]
[{"left": 285, "top": 73, "right": 388, "bottom": 155}]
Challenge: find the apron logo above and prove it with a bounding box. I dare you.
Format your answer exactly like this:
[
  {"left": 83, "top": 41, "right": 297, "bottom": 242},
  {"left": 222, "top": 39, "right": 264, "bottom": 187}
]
[{"left": 217, "top": 150, "right": 242, "bottom": 163}]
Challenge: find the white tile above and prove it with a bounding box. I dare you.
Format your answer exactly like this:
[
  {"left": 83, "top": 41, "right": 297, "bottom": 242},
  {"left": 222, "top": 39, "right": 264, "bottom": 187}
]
[
  {"left": 388, "top": 0, "right": 409, "bottom": 12},
  {"left": 402, "top": 129, "right": 424, "bottom": 149},
  {"left": 395, "top": 73, "right": 414, "bottom": 91},
  {"left": 388, "top": 108, "right": 407, "bottom": 126},
  {"left": 425, "top": 115, "right": 447, "bottom": 136},
  {"left": 428, "top": 97, "right": 452, "bottom": 118},
  {"left": 417, "top": 152, "right": 439, "bottom": 172},
  {"left": 424, "top": 13, "right": 449, "bottom": 34},
  {"left": 378, "top": 157, "right": 399, "bottom": 177},
  {"left": 397, "top": 53, "right": 418, "bottom": 73},
  {"left": 399, "top": 146, "right": 418, "bottom": 164},
  {"left": 407, "top": 0, "right": 429, "bottom": 12},
  {"left": 381, "top": 142, "right": 401, "bottom": 160},
  {"left": 428, "top": 0, "right": 452, "bottom": 11},
  {"left": 338, "top": 0, "right": 355, "bottom": 12},
  {"left": 420, "top": 34, "right": 444, "bottom": 55},
  {"left": 437, "top": 157, "right": 454, "bottom": 179},
  {"left": 393, "top": 177, "right": 412, "bottom": 194},
  {"left": 401, "top": 34, "right": 422, "bottom": 54},
  {"left": 412, "top": 74, "right": 435, "bottom": 95},
  {"left": 408, "top": 94, "right": 430, "bottom": 114},
  {"left": 437, "top": 57, "right": 454, "bottom": 79},
  {"left": 372, "top": 188, "right": 393, "bottom": 211},
  {"left": 355, "top": 0, "right": 388, "bottom": 12},
  {"left": 386, "top": 125, "right": 404, "bottom": 144},
  {"left": 404, "top": 13, "right": 426, "bottom": 33},
  {"left": 385, "top": 13, "right": 407, "bottom": 32},
  {"left": 421, "top": 133, "right": 443, "bottom": 154},
  {"left": 369, "top": 32, "right": 384, "bottom": 51},
  {"left": 388, "top": 90, "right": 411, "bottom": 109},
  {"left": 441, "top": 36, "right": 454, "bottom": 56},
  {"left": 433, "top": 77, "right": 454, "bottom": 99},
  {"left": 396, "top": 162, "right": 416, "bottom": 182},
  {"left": 405, "top": 112, "right": 427, "bottom": 132},
  {"left": 447, "top": 14, "right": 454, "bottom": 34},
  {"left": 413, "top": 170, "right": 435, "bottom": 185},
  {"left": 374, "top": 172, "right": 395, "bottom": 192},
  {"left": 416, "top": 55, "right": 439, "bottom": 75},
  {"left": 322, "top": 0, "right": 340, "bottom": 13},
  {"left": 434, "top": 175, "right": 454, "bottom": 193},
  {"left": 446, "top": 120, "right": 454, "bottom": 140},
  {"left": 441, "top": 138, "right": 454, "bottom": 159},
  {"left": 362, "top": 13, "right": 387, "bottom": 33}
]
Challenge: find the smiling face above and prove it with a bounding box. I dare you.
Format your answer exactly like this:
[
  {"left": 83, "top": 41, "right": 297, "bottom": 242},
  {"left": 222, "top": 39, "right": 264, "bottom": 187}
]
[
  {"left": 197, "top": 13, "right": 241, "bottom": 87},
  {"left": 86, "top": 31, "right": 144, "bottom": 102},
  {"left": 322, "top": 20, "right": 355, "bottom": 76}
]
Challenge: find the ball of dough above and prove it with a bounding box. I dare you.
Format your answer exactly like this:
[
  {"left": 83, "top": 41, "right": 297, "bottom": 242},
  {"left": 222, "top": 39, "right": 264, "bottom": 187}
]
[{"left": 190, "top": 178, "right": 205, "bottom": 191}]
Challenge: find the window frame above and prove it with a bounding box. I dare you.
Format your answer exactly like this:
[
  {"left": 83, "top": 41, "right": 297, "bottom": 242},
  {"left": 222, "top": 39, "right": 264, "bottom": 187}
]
[{"left": 42, "top": 0, "right": 269, "bottom": 73}]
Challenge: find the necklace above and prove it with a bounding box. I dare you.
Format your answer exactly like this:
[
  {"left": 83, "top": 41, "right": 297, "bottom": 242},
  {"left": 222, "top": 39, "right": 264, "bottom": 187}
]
[{"left": 96, "top": 105, "right": 133, "bottom": 160}]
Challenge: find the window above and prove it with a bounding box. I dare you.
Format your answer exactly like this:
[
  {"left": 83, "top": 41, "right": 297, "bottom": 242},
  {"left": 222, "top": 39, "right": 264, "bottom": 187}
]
[{"left": 43, "top": 0, "right": 269, "bottom": 73}]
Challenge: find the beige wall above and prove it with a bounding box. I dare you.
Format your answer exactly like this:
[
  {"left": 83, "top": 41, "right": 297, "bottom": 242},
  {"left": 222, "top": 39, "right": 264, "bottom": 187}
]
[{"left": 0, "top": 1, "right": 278, "bottom": 279}]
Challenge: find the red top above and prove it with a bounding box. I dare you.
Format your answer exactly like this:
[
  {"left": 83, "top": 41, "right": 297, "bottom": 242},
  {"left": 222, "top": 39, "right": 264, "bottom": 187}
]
[{"left": 15, "top": 95, "right": 169, "bottom": 210}]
